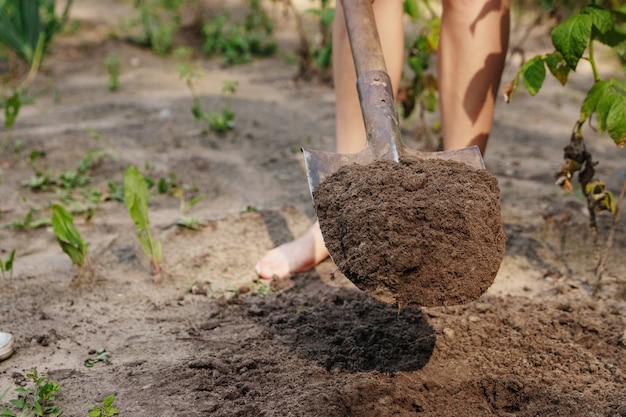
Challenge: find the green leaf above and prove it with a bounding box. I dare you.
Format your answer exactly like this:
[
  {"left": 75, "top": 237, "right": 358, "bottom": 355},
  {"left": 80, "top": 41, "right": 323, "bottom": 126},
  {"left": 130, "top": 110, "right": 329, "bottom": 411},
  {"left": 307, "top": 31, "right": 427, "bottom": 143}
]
[
  {"left": 403, "top": 0, "right": 419, "bottom": 20},
  {"left": 594, "top": 26, "right": 626, "bottom": 47},
  {"left": 51, "top": 203, "right": 88, "bottom": 267},
  {"left": 582, "top": 80, "right": 626, "bottom": 146},
  {"left": 88, "top": 410, "right": 101, "bottom": 417},
  {"left": 582, "top": 5, "right": 612, "bottom": 34},
  {"left": 4, "top": 92, "right": 21, "bottom": 130},
  {"left": 604, "top": 86, "right": 626, "bottom": 146},
  {"left": 102, "top": 395, "right": 115, "bottom": 407},
  {"left": 320, "top": 7, "right": 335, "bottom": 28},
  {"left": 580, "top": 79, "right": 606, "bottom": 120},
  {"left": 124, "top": 166, "right": 150, "bottom": 232},
  {"left": 33, "top": 401, "right": 43, "bottom": 416},
  {"left": 124, "top": 166, "right": 161, "bottom": 272},
  {"left": 5, "top": 250, "right": 15, "bottom": 272},
  {"left": 551, "top": 13, "right": 592, "bottom": 70},
  {"left": 545, "top": 52, "right": 570, "bottom": 85},
  {"left": 521, "top": 56, "right": 546, "bottom": 96}
]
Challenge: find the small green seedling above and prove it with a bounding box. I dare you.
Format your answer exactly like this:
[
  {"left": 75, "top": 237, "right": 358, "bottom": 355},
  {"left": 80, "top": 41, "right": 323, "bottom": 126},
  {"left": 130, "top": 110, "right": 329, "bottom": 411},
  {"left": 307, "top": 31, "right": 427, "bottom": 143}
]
[
  {"left": 3, "top": 91, "right": 22, "bottom": 132},
  {"left": 0, "top": 367, "right": 63, "bottom": 417},
  {"left": 172, "top": 186, "right": 203, "bottom": 228},
  {"left": 191, "top": 80, "right": 239, "bottom": 134},
  {"left": 103, "top": 53, "right": 121, "bottom": 91},
  {"left": 124, "top": 165, "right": 162, "bottom": 275},
  {"left": 241, "top": 205, "right": 261, "bottom": 213},
  {"left": 9, "top": 208, "right": 51, "bottom": 230},
  {"left": 87, "top": 395, "right": 119, "bottom": 417},
  {"left": 84, "top": 348, "right": 110, "bottom": 367},
  {"left": 251, "top": 279, "right": 271, "bottom": 296},
  {"left": 0, "top": 249, "right": 15, "bottom": 281},
  {"left": 51, "top": 203, "right": 92, "bottom": 271}
]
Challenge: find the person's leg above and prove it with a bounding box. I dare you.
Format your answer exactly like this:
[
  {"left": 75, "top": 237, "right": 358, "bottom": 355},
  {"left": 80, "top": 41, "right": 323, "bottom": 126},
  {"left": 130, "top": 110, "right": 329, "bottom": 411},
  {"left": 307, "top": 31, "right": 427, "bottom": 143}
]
[
  {"left": 255, "top": 0, "right": 404, "bottom": 280},
  {"left": 438, "top": 0, "right": 510, "bottom": 153}
]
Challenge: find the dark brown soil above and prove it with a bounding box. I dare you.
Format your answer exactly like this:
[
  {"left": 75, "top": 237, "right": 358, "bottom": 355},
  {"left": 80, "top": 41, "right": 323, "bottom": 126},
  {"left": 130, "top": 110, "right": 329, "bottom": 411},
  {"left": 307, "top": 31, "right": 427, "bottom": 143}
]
[{"left": 314, "top": 157, "right": 506, "bottom": 307}]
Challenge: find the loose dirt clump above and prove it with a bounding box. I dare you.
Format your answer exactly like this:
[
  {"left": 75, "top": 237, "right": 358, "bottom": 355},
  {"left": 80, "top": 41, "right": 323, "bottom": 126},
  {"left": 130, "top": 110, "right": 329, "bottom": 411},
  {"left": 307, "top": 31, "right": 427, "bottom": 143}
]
[{"left": 314, "top": 156, "right": 506, "bottom": 307}]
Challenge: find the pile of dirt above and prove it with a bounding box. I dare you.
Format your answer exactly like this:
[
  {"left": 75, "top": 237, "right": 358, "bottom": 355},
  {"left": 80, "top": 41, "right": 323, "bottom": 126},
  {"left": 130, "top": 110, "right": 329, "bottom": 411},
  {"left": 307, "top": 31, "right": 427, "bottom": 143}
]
[{"left": 314, "top": 156, "right": 506, "bottom": 307}]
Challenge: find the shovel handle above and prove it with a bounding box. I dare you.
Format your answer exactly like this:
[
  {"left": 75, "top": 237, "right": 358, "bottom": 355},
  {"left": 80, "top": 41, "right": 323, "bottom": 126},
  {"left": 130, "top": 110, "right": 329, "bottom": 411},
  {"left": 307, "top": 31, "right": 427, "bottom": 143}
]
[
  {"left": 341, "top": 0, "right": 388, "bottom": 76},
  {"left": 340, "top": 0, "right": 403, "bottom": 160}
]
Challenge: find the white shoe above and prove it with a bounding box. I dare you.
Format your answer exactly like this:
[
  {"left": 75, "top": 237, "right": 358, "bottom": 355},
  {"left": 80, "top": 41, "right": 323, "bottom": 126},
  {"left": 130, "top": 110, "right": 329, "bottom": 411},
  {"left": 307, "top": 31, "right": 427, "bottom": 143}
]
[{"left": 0, "top": 332, "right": 14, "bottom": 361}]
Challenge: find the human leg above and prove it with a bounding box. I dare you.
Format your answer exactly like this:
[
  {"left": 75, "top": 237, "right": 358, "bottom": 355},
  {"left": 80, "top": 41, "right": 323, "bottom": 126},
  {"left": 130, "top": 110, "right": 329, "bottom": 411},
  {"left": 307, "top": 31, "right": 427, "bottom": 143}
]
[
  {"left": 438, "top": 0, "right": 510, "bottom": 153},
  {"left": 255, "top": 0, "right": 404, "bottom": 280}
]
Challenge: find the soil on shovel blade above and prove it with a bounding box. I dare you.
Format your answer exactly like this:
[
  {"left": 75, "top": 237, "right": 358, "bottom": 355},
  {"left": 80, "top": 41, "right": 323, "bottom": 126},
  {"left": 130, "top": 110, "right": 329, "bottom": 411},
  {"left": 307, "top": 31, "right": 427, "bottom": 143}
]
[{"left": 314, "top": 156, "right": 506, "bottom": 307}]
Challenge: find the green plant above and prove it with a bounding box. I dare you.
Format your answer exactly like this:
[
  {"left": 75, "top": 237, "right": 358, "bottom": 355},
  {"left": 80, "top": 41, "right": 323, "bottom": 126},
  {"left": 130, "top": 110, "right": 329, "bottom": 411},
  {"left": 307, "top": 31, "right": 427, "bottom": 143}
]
[
  {"left": 84, "top": 348, "right": 110, "bottom": 367},
  {"left": 124, "top": 165, "right": 162, "bottom": 275},
  {"left": 506, "top": 2, "right": 626, "bottom": 290},
  {"left": 22, "top": 146, "right": 111, "bottom": 214},
  {"left": 251, "top": 279, "right": 271, "bottom": 296},
  {"left": 175, "top": 48, "right": 239, "bottom": 133},
  {"left": 0, "top": 367, "right": 62, "bottom": 417},
  {"left": 0, "top": 249, "right": 15, "bottom": 281},
  {"left": 0, "top": 0, "right": 72, "bottom": 64},
  {"left": 506, "top": 3, "right": 625, "bottom": 214},
  {"left": 0, "top": 90, "right": 23, "bottom": 153},
  {"left": 0, "top": 0, "right": 72, "bottom": 67},
  {"left": 87, "top": 395, "right": 119, "bottom": 417},
  {"left": 51, "top": 203, "right": 92, "bottom": 271},
  {"left": 103, "top": 53, "right": 121, "bottom": 91},
  {"left": 202, "top": 0, "right": 277, "bottom": 65},
  {"left": 277, "top": 0, "right": 335, "bottom": 81},
  {"left": 191, "top": 80, "right": 239, "bottom": 134},
  {"left": 9, "top": 208, "right": 51, "bottom": 230},
  {"left": 127, "top": 0, "right": 185, "bottom": 55}
]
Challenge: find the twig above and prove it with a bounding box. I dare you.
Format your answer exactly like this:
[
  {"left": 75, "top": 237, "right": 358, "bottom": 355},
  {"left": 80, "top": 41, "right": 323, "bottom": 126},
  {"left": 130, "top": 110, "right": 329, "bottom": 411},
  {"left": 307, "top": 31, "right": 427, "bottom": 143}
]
[{"left": 594, "top": 179, "right": 626, "bottom": 296}]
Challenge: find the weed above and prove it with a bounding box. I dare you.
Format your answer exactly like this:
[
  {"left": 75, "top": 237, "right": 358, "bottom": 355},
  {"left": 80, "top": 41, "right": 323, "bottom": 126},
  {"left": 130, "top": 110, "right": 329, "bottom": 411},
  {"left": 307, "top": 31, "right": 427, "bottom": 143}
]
[
  {"left": 175, "top": 48, "right": 240, "bottom": 133},
  {"left": 9, "top": 208, "right": 51, "bottom": 230},
  {"left": 241, "top": 205, "right": 261, "bottom": 213},
  {"left": 22, "top": 173, "right": 53, "bottom": 191},
  {"left": 251, "top": 279, "right": 271, "bottom": 296},
  {"left": 0, "top": 367, "right": 62, "bottom": 417},
  {"left": 191, "top": 80, "right": 239, "bottom": 134},
  {"left": 84, "top": 348, "right": 110, "bottom": 368},
  {"left": 103, "top": 53, "right": 121, "bottom": 91},
  {"left": 87, "top": 395, "right": 119, "bottom": 417},
  {"left": 21, "top": 147, "right": 111, "bottom": 214},
  {"left": 126, "top": 0, "right": 185, "bottom": 55},
  {"left": 202, "top": 0, "right": 277, "bottom": 66},
  {"left": 124, "top": 165, "right": 162, "bottom": 275},
  {"left": 278, "top": 0, "right": 334, "bottom": 82},
  {"left": 106, "top": 181, "right": 125, "bottom": 203},
  {"left": 399, "top": 1, "right": 442, "bottom": 149},
  {"left": 51, "top": 203, "right": 92, "bottom": 272},
  {"left": 0, "top": 249, "right": 15, "bottom": 281},
  {"left": 0, "top": 90, "right": 23, "bottom": 153}
]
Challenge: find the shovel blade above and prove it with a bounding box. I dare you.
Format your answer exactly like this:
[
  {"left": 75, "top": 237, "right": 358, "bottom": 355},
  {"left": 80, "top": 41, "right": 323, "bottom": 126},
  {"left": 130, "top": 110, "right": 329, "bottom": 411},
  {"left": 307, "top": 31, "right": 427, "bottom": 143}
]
[{"left": 303, "top": 145, "right": 485, "bottom": 195}]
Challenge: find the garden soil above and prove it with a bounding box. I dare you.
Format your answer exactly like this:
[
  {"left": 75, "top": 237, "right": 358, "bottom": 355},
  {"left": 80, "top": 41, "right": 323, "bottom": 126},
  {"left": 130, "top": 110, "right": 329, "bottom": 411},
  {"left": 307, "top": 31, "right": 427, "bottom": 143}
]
[
  {"left": 314, "top": 157, "right": 506, "bottom": 307},
  {"left": 1, "top": 1, "right": 625, "bottom": 416}
]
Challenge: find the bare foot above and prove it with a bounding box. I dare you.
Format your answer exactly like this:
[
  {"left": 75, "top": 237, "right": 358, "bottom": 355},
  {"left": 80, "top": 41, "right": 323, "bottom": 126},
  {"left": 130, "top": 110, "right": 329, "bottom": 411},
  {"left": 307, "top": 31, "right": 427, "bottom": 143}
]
[{"left": 255, "top": 221, "right": 329, "bottom": 279}]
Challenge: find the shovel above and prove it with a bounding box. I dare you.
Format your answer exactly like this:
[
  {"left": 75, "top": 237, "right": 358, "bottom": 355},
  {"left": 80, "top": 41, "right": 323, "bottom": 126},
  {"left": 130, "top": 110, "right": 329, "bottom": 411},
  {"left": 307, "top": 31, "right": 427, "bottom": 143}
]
[
  {"left": 302, "top": 0, "right": 484, "bottom": 193},
  {"left": 301, "top": 0, "right": 491, "bottom": 306}
]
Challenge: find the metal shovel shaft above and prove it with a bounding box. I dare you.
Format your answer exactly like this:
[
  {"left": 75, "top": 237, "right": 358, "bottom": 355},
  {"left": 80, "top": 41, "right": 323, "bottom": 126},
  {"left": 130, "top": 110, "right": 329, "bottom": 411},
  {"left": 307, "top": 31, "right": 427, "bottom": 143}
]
[{"left": 302, "top": 0, "right": 485, "bottom": 194}]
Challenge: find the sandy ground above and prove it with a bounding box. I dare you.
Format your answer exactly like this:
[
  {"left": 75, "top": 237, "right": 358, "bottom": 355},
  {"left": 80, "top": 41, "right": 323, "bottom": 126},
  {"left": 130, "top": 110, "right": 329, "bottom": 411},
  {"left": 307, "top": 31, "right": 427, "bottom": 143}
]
[{"left": 1, "top": 1, "right": 625, "bottom": 416}]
